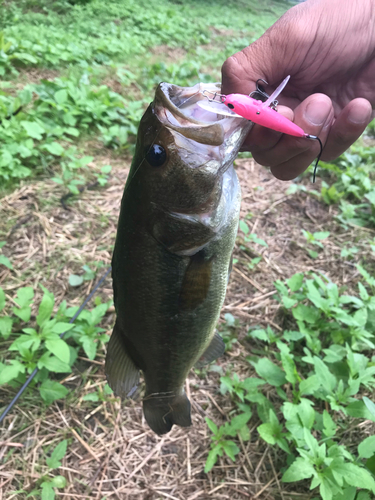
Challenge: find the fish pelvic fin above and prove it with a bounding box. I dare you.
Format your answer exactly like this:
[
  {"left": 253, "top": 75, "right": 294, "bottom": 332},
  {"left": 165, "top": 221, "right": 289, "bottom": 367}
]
[
  {"left": 143, "top": 392, "right": 192, "bottom": 435},
  {"left": 105, "top": 321, "right": 140, "bottom": 399},
  {"left": 195, "top": 331, "right": 225, "bottom": 368}
]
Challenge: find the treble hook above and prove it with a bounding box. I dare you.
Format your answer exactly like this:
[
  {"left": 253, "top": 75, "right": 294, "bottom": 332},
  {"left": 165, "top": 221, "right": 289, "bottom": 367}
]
[{"left": 202, "top": 89, "right": 226, "bottom": 103}]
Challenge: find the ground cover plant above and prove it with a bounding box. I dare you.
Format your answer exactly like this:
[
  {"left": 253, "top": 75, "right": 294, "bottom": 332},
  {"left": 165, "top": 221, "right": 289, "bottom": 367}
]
[{"left": 1, "top": 0, "right": 375, "bottom": 499}]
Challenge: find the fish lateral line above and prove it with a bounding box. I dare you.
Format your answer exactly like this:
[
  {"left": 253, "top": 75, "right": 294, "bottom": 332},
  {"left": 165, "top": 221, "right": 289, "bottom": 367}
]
[{"left": 201, "top": 75, "right": 323, "bottom": 181}]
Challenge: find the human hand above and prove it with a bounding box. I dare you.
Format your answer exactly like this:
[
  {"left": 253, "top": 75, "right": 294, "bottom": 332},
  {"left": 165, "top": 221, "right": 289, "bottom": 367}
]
[{"left": 222, "top": 0, "right": 375, "bottom": 180}]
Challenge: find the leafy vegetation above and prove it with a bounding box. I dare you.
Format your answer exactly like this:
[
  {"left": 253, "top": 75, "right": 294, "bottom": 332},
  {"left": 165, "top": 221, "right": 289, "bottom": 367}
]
[
  {"left": 0, "top": 284, "right": 112, "bottom": 404},
  {"left": 206, "top": 271, "right": 375, "bottom": 500}
]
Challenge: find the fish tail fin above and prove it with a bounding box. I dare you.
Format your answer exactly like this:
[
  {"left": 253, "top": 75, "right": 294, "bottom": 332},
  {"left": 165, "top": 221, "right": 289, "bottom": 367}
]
[{"left": 143, "top": 392, "right": 192, "bottom": 435}]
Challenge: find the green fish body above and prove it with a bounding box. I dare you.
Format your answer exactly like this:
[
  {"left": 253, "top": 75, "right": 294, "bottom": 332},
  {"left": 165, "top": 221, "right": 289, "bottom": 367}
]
[{"left": 106, "top": 83, "right": 252, "bottom": 434}]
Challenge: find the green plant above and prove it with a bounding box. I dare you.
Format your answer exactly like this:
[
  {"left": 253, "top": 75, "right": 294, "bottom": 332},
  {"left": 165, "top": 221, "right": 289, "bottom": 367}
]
[
  {"left": 206, "top": 271, "right": 375, "bottom": 499},
  {"left": 205, "top": 410, "right": 252, "bottom": 473},
  {"left": 14, "top": 440, "right": 68, "bottom": 499},
  {"left": 0, "top": 284, "right": 112, "bottom": 403},
  {"left": 301, "top": 230, "right": 330, "bottom": 259}
]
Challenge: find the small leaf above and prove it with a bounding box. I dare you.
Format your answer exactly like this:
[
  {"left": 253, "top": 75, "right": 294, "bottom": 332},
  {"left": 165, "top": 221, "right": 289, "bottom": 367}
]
[
  {"left": 0, "top": 317, "right": 13, "bottom": 339},
  {"left": 204, "top": 447, "right": 220, "bottom": 473},
  {"left": 363, "top": 397, "right": 375, "bottom": 417},
  {"left": 0, "top": 255, "right": 13, "bottom": 270},
  {"left": 45, "top": 337, "right": 71, "bottom": 364},
  {"left": 287, "top": 273, "right": 304, "bottom": 292},
  {"left": 252, "top": 358, "right": 286, "bottom": 387},
  {"left": 41, "top": 481, "right": 55, "bottom": 500},
  {"left": 37, "top": 290, "right": 55, "bottom": 327},
  {"left": 21, "top": 121, "right": 45, "bottom": 139},
  {"left": 46, "top": 440, "right": 68, "bottom": 469},
  {"left": 54, "top": 89, "right": 68, "bottom": 104},
  {"left": 358, "top": 436, "right": 375, "bottom": 459},
  {"left": 69, "top": 274, "right": 83, "bottom": 287},
  {"left": 82, "top": 393, "right": 99, "bottom": 402},
  {"left": 40, "top": 380, "right": 68, "bottom": 405},
  {"left": 239, "top": 220, "right": 249, "bottom": 234},
  {"left": 281, "top": 457, "right": 315, "bottom": 482},
  {"left": 44, "top": 142, "right": 65, "bottom": 156}
]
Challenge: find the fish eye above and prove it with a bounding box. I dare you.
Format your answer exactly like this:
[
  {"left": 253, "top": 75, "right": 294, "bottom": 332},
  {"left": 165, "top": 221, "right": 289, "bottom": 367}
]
[
  {"left": 227, "top": 103, "right": 235, "bottom": 110},
  {"left": 145, "top": 144, "right": 167, "bottom": 167}
]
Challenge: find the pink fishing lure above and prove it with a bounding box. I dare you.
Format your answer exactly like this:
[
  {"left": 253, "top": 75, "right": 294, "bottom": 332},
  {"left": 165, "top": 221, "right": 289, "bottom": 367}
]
[
  {"left": 223, "top": 93, "right": 306, "bottom": 137},
  {"left": 199, "top": 75, "right": 323, "bottom": 181}
]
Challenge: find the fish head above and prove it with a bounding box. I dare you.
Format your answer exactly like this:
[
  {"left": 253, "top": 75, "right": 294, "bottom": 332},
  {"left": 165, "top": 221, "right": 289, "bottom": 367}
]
[{"left": 126, "top": 82, "right": 253, "bottom": 214}]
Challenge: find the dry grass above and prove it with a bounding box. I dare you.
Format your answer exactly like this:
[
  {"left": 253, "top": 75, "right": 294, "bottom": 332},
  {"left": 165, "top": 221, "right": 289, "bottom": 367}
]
[{"left": 0, "top": 152, "right": 373, "bottom": 500}]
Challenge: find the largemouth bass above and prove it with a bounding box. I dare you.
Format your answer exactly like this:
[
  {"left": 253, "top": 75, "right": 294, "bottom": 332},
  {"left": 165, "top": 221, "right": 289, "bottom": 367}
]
[{"left": 106, "top": 82, "right": 252, "bottom": 435}]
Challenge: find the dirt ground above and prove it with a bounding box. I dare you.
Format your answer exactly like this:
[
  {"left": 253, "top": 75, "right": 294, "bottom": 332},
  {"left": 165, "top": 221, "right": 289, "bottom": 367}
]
[{"left": 0, "top": 153, "right": 372, "bottom": 500}]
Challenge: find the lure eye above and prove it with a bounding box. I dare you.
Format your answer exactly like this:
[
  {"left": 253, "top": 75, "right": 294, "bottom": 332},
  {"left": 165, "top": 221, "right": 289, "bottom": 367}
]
[
  {"left": 145, "top": 144, "right": 167, "bottom": 167},
  {"left": 227, "top": 103, "right": 235, "bottom": 110}
]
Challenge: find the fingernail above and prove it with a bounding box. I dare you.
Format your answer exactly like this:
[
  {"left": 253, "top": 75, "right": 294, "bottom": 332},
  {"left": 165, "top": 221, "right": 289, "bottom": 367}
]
[
  {"left": 348, "top": 106, "right": 370, "bottom": 124},
  {"left": 305, "top": 101, "right": 330, "bottom": 126}
]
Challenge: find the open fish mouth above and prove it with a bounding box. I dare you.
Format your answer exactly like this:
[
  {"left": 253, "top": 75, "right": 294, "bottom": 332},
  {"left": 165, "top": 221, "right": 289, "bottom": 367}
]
[{"left": 153, "top": 82, "right": 252, "bottom": 148}]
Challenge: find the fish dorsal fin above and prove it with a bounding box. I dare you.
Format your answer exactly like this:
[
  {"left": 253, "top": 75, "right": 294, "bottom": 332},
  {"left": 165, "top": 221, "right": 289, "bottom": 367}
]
[
  {"left": 195, "top": 331, "right": 225, "bottom": 368},
  {"left": 105, "top": 322, "right": 140, "bottom": 399}
]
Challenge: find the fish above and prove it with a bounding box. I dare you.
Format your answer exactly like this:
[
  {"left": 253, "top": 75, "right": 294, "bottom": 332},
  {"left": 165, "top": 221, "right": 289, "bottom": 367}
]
[{"left": 105, "top": 82, "right": 253, "bottom": 435}]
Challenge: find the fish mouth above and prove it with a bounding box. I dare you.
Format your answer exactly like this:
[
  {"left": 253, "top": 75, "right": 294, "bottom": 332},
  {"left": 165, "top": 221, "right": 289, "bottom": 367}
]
[{"left": 153, "top": 82, "right": 253, "bottom": 151}]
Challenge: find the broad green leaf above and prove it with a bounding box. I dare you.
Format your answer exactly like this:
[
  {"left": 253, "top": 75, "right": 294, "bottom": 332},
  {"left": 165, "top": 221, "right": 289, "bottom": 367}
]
[
  {"left": 358, "top": 435, "right": 375, "bottom": 459},
  {"left": 332, "top": 487, "right": 356, "bottom": 500},
  {"left": 0, "top": 317, "right": 13, "bottom": 339},
  {"left": 313, "top": 357, "right": 336, "bottom": 392},
  {"left": 0, "top": 360, "right": 25, "bottom": 384},
  {"left": 239, "top": 220, "right": 249, "bottom": 234},
  {"left": 40, "top": 380, "right": 68, "bottom": 405},
  {"left": 331, "top": 461, "right": 375, "bottom": 492},
  {"left": 82, "top": 393, "right": 99, "bottom": 402},
  {"left": 281, "top": 457, "right": 315, "bottom": 482},
  {"left": 287, "top": 273, "right": 304, "bottom": 292},
  {"left": 322, "top": 410, "right": 336, "bottom": 437},
  {"left": 15, "top": 287, "right": 34, "bottom": 308},
  {"left": 314, "top": 231, "right": 330, "bottom": 240},
  {"left": 69, "top": 274, "right": 83, "bottom": 287},
  {"left": 363, "top": 397, "right": 375, "bottom": 417},
  {"left": 320, "top": 478, "right": 333, "bottom": 500},
  {"left": 41, "top": 481, "right": 55, "bottom": 500},
  {"left": 227, "top": 412, "right": 251, "bottom": 435},
  {"left": 282, "top": 296, "right": 297, "bottom": 309},
  {"left": 280, "top": 352, "right": 298, "bottom": 385},
  {"left": 292, "top": 304, "right": 320, "bottom": 324},
  {"left": 346, "top": 400, "right": 375, "bottom": 421},
  {"left": 37, "top": 290, "right": 55, "bottom": 327},
  {"left": 46, "top": 440, "right": 68, "bottom": 469},
  {"left": 44, "top": 142, "right": 64, "bottom": 156},
  {"left": 13, "top": 305, "right": 31, "bottom": 322},
  {"left": 54, "top": 89, "right": 68, "bottom": 104},
  {"left": 204, "top": 447, "right": 220, "bottom": 473},
  {"left": 257, "top": 422, "right": 276, "bottom": 445},
  {"left": 45, "top": 337, "right": 70, "bottom": 364},
  {"left": 51, "top": 323, "right": 74, "bottom": 334},
  {"left": 37, "top": 353, "right": 71, "bottom": 373},
  {"left": 0, "top": 255, "right": 12, "bottom": 269},
  {"left": 221, "top": 440, "right": 239, "bottom": 461},
  {"left": 205, "top": 417, "right": 218, "bottom": 435},
  {"left": 21, "top": 121, "right": 45, "bottom": 139},
  {"left": 252, "top": 358, "right": 286, "bottom": 387},
  {"left": 81, "top": 336, "right": 97, "bottom": 360}
]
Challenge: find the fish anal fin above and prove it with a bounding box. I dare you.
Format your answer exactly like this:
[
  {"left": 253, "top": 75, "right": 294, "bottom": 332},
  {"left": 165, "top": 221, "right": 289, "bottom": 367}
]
[
  {"left": 195, "top": 331, "right": 225, "bottom": 368},
  {"left": 143, "top": 392, "right": 191, "bottom": 435},
  {"left": 105, "top": 322, "right": 140, "bottom": 399},
  {"left": 179, "top": 250, "right": 213, "bottom": 311}
]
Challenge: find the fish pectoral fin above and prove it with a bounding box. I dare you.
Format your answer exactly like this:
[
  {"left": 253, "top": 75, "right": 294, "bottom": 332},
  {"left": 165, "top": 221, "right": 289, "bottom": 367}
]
[
  {"left": 150, "top": 211, "right": 215, "bottom": 255},
  {"left": 143, "top": 392, "right": 191, "bottom": 435},
  {"left": 178, "top": 250, "right": 213, "bottom": 311},
  {"left": 105, "top": 322, "right": 140, "bottom": 399},
  {"left": 195, "top": 331, "right": 225, "bottom": 368}
]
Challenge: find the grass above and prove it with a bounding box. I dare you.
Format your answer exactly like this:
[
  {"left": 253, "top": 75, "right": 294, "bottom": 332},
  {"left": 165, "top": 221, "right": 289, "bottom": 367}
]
[{"left": 1, "top": 0, "right": 375, "bottom": 499}]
